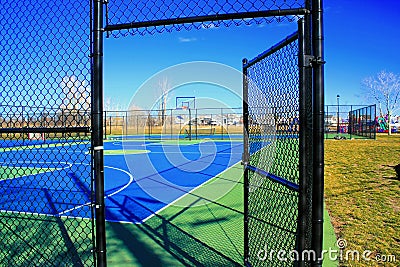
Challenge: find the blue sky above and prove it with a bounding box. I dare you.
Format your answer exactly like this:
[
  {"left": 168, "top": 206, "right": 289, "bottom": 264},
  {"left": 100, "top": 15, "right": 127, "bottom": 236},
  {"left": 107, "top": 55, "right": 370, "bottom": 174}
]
[{"left": 103, "top": 0, "right": 400, "bottom": 110}]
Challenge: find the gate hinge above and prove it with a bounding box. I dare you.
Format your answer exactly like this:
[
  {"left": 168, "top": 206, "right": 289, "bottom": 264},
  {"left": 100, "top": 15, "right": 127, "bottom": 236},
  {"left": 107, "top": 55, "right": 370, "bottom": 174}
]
[{"left": 303, "top": 55, "right": 326, "bottom": 68}]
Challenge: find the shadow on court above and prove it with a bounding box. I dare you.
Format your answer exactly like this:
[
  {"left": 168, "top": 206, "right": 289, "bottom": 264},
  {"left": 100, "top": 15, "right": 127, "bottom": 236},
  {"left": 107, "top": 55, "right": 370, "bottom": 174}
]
[
  {"left": 105, "top": 163, "right": 244, "bottom": 267},
  {"left": 0, "top": 208, "right": 93, "bottom": 266},
  {"left": 106, "top": 195, "right": 242, "bottom": 266}
]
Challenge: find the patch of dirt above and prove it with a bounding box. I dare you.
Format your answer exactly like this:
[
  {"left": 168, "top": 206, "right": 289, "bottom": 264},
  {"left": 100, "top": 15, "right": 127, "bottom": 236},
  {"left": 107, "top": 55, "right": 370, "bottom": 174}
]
[{"left": 388, "top": 197, "right": 400, "bottom": 213}]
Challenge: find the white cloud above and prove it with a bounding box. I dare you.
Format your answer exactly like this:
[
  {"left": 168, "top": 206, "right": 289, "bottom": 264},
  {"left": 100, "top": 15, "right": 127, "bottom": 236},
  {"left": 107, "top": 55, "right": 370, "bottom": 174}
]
[{"left": 178, "top": 37, "right": 198, "bottom": 43}]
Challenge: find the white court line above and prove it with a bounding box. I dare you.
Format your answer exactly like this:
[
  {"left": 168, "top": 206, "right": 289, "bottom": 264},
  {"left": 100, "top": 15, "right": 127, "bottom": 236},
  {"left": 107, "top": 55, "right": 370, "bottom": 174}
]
[
  {"left": 35, "top": 149, "right": 89, "bottom": 154},
  {"left": 0, "top": 162, "right": 134, "bottom": 219},
  {"left": 57, "top": 165, "right": 134, "bottom": 216},
  {"left": 139, "top": 161, "right": 241, "bottom": 224},
  {"left": 1, "top": 154, "right": 241, "bottom": 224},
  {"left": 0, "top": 209, "right": 92, "bottom": 222},
  {"left": 138, "top": 151, "right": 242, "bottom": 155},
  {"left": 0, "top": 161, "right": 73, "bottom": 182}
]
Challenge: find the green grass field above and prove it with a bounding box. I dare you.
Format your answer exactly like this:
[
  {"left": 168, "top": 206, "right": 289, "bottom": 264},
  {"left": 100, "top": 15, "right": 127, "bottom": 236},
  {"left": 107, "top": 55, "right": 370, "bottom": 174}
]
[
  {"left": 325, "top": 134, "right": 399, "bottom": 267},
  {"left": 324, "top": 133, "right": 374, "bottom": 140}
]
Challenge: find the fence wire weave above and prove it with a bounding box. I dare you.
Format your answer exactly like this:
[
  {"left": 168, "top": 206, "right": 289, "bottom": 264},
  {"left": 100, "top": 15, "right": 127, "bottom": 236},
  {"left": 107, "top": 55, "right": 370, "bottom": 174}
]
[
  {"left": 1, "top": 1, "right": 94, "bottom": 266},
  {"left": 106, "top": 0, "right": 306, "bottom": 37},
  {"left": 244, "top": 33, "right": 302, "bottom": 266}
]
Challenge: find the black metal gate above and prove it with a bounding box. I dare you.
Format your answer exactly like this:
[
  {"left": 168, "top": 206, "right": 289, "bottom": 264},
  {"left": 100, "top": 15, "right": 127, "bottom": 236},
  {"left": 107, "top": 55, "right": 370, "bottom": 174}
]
[
  {"left": 0, "top": 1, "right": 98, "bottom": 266},
  {"left": 101, "top": 0, "right": 325, "bottom": 266},
  {"left": 243, "top": 18, "right": 319, "bottom": 266}
]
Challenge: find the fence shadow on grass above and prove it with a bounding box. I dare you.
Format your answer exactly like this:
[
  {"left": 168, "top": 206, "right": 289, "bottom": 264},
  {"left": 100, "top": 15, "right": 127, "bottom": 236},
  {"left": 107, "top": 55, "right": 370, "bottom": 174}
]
[
  {"left": 382, "top": 164, "right": 400, "bottom": 180},
  {"left": 394, "top": 164, "right": 400, "bottom": 179}
]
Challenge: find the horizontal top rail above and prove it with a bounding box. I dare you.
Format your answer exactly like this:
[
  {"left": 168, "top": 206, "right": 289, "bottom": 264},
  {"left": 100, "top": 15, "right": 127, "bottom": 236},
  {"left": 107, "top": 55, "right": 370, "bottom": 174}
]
[
  {"left": 243, "top": 31, "right": 298, "bottom": 68},
  {"left": 0, "top": 127, "right": 90, "bottom": 134},
  {"left": 105, "top": 8, "right": 309, "bottom": 32}
]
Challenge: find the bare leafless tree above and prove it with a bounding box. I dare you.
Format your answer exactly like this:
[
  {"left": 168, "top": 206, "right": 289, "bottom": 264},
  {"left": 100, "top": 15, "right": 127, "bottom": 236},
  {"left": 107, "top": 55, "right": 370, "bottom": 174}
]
[
  {"left": 60, "top": 76, "right": 90, "bottom": 111},
  {"left": 60, "top": 76, "right": 90, "bottom": 126},
  {"left": 362, "top": 70, "right": 400, "bottom": 135},
  {"left": 158, "top": 77, "right": 170, "bottom": 127},
  {"left": 104, "top": 96, "right": 123, "bottom": 112}
]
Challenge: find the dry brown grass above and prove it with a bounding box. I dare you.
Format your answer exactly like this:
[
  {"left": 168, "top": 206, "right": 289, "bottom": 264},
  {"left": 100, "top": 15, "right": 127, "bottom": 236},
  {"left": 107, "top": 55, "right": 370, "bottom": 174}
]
[{"left": 325, "top": 134, "right": 400, "bottom": 266}]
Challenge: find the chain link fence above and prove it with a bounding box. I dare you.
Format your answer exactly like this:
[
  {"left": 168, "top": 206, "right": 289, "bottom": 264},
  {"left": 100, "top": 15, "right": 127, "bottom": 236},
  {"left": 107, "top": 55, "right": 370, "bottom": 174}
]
[
  {"left": 1, "top": 1, "right": 95, "bottom": 265},
  {"left": 103, "top": 0, "right": 324, "bottom": 265},
  {"left": 349, "top": 105, "right": 376, "bottom": 139},
  {"left": 104, "top": 108, "right": 243, "bottom": 140},
  {"left": 105, "top": 0, "right": 307, "bottom": 37},
  {"left": 325, "top": 104, "right": 376, "bottom": 139}
]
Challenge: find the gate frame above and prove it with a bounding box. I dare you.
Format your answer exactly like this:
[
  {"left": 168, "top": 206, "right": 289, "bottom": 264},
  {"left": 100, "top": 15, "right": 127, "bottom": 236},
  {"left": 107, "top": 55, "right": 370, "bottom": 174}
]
[
  {"left": 99, "top": 1, "right": 325, "bottom": 266},
  {"left": 242, "top": 17, "right": 314, "bottom": 266}
]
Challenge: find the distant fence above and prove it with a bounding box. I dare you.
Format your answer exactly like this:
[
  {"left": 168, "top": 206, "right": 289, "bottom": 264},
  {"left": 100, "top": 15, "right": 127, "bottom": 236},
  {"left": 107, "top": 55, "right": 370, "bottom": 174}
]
[
  {"left": 349, "top": 105, "right": 376, "bottom": 139},
  {"left": 325, "top": 104, "right": 376, "bottom": 139},
  {"left": 104, "top": 107, "right": 243, "bottom": 140},
  {"left": 0, "top": 105, "right": 90, "bottom": 140}
]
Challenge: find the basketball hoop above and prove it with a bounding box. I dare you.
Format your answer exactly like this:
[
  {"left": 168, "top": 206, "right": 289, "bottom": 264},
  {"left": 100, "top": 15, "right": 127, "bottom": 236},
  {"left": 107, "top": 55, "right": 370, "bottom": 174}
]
[{"left": 175, "top": 96, "right": 195, "bottom": 110}]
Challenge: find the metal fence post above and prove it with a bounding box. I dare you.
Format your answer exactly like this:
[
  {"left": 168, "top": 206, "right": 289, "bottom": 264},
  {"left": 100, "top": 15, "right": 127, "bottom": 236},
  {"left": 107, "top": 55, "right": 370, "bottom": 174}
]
[
  {"left": 92, "top": 0, "right": 107, "bottom": 266},
  {"left": 195, "top": 108, "right": 198, "bottom": 140},
  {"left": 297, "top": 17, "right": 313, "bottom": 267},
  {"left": 349, "top": 105, "right": 353, "bottom": 139},
  {"left": 242, "top": 58, "right": 250, "bottom": 267},
  {"left": 312, "top": 0, "right": 325, "bottom": 266},
  {"left": 125, "top": 111, "right": 128, "bottom": 137},
  {"left": 188, "top": 108, "right": 192, "bottom": 141}
]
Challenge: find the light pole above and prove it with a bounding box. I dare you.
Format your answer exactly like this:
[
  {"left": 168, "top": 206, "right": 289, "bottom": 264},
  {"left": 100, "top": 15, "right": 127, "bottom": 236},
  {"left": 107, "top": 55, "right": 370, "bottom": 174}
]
[{"left": 336, "top": 95, "right": 340, "bottom": 134}]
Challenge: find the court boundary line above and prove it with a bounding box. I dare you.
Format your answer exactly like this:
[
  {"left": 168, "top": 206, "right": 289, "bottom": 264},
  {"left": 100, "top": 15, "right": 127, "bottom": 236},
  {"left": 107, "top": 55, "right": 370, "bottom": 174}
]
[
  {"left": 1, "top": 142, "right": 242, "bottom": 224},
  {"left": 139, "top": 160, "right": 242, "bottom": 224},
  {"left": 94, "top": 143, "right": 243, "bottom": 224},
  {"left": 57, "top": 165, "right": 134, "bottom": 216},
  {"left": 0, "top": 161, "right": 73, "bottom": 182},
  {"left": 0, "top": 164, "right": 133, "bottom": 220}
]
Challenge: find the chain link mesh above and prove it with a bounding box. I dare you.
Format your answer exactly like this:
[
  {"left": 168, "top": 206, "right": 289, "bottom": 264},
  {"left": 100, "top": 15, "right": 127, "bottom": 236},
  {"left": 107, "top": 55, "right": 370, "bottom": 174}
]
[
  {"left": 106, "top": 0, "right": 306, "bottom": 37},
  {"left": 245, "top": 34, "right": 300, "bottom": 266},
  {"left": 0, "top": 1, "right": 94, "bottom": 265}
]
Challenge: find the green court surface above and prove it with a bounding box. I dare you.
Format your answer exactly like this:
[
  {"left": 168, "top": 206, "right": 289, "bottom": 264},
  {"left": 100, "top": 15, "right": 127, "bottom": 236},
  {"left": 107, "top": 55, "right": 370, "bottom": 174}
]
[
  {"left": 323, "top": 208, "right": 339, "bottom": 267},
  {"left": 0, "top": 214, "right": 93, "bottom": 266},
  {"left": 0, "top": 166, "right": 52, "bottom": 180},
  {"left": 324, "top": 133, "right": 373, "bottom": 140},
  {"left": 0, "top": 137, "right": 337, "bottom": 266},
  {"left": 106, "top": 162, "right": 338, "bottom": 266}
]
